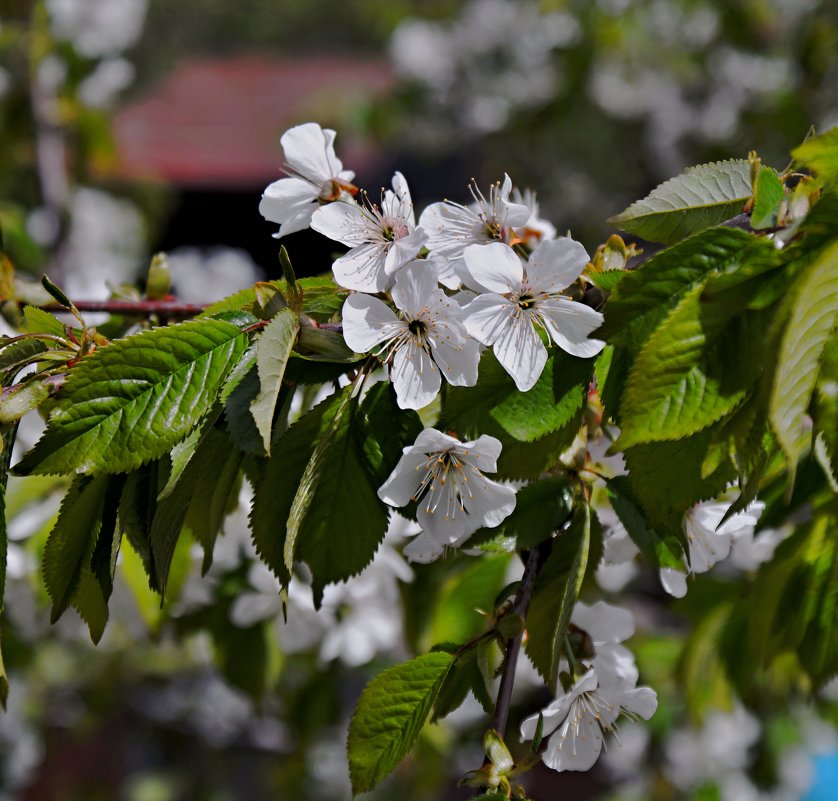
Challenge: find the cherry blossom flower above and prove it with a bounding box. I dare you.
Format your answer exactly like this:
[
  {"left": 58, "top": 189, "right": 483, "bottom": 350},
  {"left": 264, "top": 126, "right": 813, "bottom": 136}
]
[
  {"left": 418, "top": 174, "right": 530, "bottom": 288},
  {"left": 259, "top": 122, "right": 356, "bottom": 238},
  {"left": 341, "top": 260, "right": 480, "bottom": 409},
  {"left": 571, "top": 600, "right": 638, "bottom": 682},
  {"left": 311, "top": 172, "right": 427, "bottom": 292},
  {"left": 511, "top": 186, "right": 557, "bottom": 245},
  {"left": 378, "top": 428, "right": 516, "bottom": 562},
  {"left": 462, "top": 238, "right": 605, "bottom": 391},
  {"left": 660, "top": 498, "right": 765, "bottom": 597},
  {"left": 520, "top": 665, "right": 658, "bottom": 772}
]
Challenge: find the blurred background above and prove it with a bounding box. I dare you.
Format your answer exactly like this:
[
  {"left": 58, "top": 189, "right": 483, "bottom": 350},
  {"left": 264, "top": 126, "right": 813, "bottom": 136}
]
[{"left": 0, "top": 1, "right": 837, "bottom": 799}]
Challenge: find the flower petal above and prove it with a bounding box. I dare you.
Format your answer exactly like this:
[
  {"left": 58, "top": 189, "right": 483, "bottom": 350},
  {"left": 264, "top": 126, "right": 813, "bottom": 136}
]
[
  {"left": 659, "top": 567, "right": 688, "bottom": 598},
  {"left": 492, "top": 309, "right": 548, "bottom": 392},
  {"left": 341, "top": 294, "right": 398, "bottom": 353},
  {"left": 537, "top": 297, "right": 605, "bottom": 358},
  {"left": 281, "top": 122, "right": 343, "bottom": 184},
  {"left": 403, "top": 530, "right": 446, "bottom": 563},
  {"left": 463, "top": 242, "right": 523, "bottom": 294},
  {"left": 310, "top": 200, "right": 369, "bottom": 247},
  {"left": 462, "top": 474, "right": 516, "bottom": 528},
  {"left": 526, "top": 237, "right": 590, "bottom": 294},
  {"left": 543, "top": 708, "right": 604, "bottom": 772},
  {"left": 378, "top": 450, "right": 428, "bottom": 507},
  {"left": 572, "top": 600, "right": 635, "bottom": 644},
  {"left": 463, "top": 293, "right": 514, "bottom": 346},
  {"left": 332, "top": 243, "right": 389, "bottom": 292},
  {"left": 391, "top": 342, "right": 441, "bottom": 410},
  {"left": 391, "top": 260, "right": 440, "bottom": 314}
]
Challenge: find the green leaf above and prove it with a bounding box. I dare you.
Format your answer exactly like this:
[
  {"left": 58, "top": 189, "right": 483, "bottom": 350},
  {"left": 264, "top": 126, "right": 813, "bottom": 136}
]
[
  {"left": 608, "top": 160, "right": 752, "bottom": 244},
  {"left": 41, "top": 274, "right": 75, "bottom": 310},
  {"left": 284, "top": 389, "right": 390, "bottom": 604},
  {"left": 616, "top": 282, "right": 749, "bottom": 448},
  {"left": 425, "top": 554, "right": 510, "bottom": 649},
  {"left": 607, "top": 476, "right": 684, "bottom": 569},
  {"left": 524, "top": 505, "right": 590, "bottom": 692},
  {"left": 250, "top": 308, "right": 298, "bottom": 454},
  {"left": 225, "top": 366, "right": 267, "bottom": 455},
  {"left": 42, "top": 474, "right": 124, "bottom": 640},
  {"left": 792, "top": 127, "right": 838, "bottom": 183},
  {"left": 432, "top": 648, "right": 485, "bottom": 722},
  {"left": 0, "top": 378, "right": 51, "bottom": 423},
  {"left": 16, "top": 318, "right": 248, "bottom": 475},
  {"left": 751, "top": 168, "right": 785, "bottom": 230},
  {"left": 586, "top": 268, "right": 626, "bottom": 293},
  {"left": 769, "top": 240, "right": 838, "bottom": 471},
  {"left": 298, "top": 275, "right": 347, "bottom": 322},
  {"left": 0, "top": 338, "right": 48, "bottom": 374},
  {"left": 471, "top": 477, "right": 573, "bottom": 550},
  {"left": 622, "top": 430, "right": 737, "bottom": 534},
  {"left": 21, "top": 305, "right": 66, "bottom": 337},
  {"left": 348, "top": 651, "right": 453, "bottom": 795},
  {"left": 442, "top": 350, "right": 593, "bottom": 443},
  {"left": 296, "top": 326, "right": 360, "bottom": 362},
  {"left": 251, "top": 391, "right": 345, "bottom": 586},
  {"left": 598, "top": 227, "right": 753, "bottom": 348}
]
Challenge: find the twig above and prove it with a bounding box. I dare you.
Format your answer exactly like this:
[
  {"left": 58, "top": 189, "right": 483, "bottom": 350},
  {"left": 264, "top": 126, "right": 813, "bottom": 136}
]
[
  {"left": 41, "top": 300, "right": 209, "bottom": 317},
  {"left": 489, "top": 544, "right": 545, "bottom": 738}
]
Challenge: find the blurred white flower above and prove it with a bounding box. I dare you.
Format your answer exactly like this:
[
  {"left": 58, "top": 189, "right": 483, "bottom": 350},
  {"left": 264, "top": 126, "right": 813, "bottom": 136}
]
[
  {"left": 78, "top": 57, "right": 135, "bottom": 108},
  {"left": 46, "top": 0, "right": 148, "bottom": 58}
]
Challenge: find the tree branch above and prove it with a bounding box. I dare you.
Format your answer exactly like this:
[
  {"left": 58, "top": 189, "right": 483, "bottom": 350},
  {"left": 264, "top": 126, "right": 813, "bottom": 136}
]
[{"left": 489, "top": 543, "right": 545, "bottom": 738}]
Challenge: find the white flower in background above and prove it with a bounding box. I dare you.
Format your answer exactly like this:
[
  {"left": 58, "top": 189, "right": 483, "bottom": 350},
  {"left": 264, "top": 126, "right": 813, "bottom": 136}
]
[
  {"left": 571, "top": 600, "right": 638, "bottom": 681},
  {"left": 462, "top": 238, "right": 605, "bottom": 391},
  {"left": 378, "top": 428, "right": 516, "bottom": 562},
  {"left": 418, "top": 175, "right": 530, "bottom": 288},
  {"left": 259, "top": 123, "right": 356, "bottom": 239},
  {"left": 520, "top": 665, "right": 657, "bottom": 772},
  {"left": 311, "top": 172, "right": 427, "bottom": 292},
  {"left": 47, "top": 0, "right": 148, "bottom": 58},
  {"left": 78, "top": 57, "right": 135, "bottom": 108},
  {"left": 660, "top": 498, "right": 765, "bottom": 598},
  {"left": 341, "top": 261, "right": 479, "bottom": 409},
  {"left": 511, "top": 187, "right": 557, "bottom": 244}
]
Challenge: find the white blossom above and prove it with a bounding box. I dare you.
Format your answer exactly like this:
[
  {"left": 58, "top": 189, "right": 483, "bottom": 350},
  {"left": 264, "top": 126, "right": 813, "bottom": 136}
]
[
  {"left": 660, "top": 498, "right": 765, "bottom": 597},
  {"left": 520, "top": 666, "right": 657, "bottom": 772},
  {"left": 259, "top": 123, "right": 356, "bottom": 239},
  {"left": 378, "top": 428, "right": 516, "bottom": 562},
  {"left": 462, "top": 238, "right": 605, "bottom": 391},
  {"left": 311, "top": 172, "right": 427, "bottom": 292},
  {"left": 418, "top": 175, "right": 530, "bottom": 288},
  {"left": 341, "top": 260, "right": 479, "bottom": 409}
]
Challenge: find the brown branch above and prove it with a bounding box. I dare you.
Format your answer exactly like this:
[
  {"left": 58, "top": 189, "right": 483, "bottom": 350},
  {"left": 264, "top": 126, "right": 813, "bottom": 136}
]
[
  {"left": 489, "top": 543, "right": 545, "bottom": 738},
  {"left": 42, "top": 300, "right": 209, "bottom": 317}
]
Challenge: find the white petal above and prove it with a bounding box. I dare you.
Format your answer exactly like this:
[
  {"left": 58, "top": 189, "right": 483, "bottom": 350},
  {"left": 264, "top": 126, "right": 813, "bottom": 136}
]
[
  {"left": 537, "top": 297, "right": 605, "bottom": 358},
  {"left": 391, "top": 260, "right": 440, "bottom": 314},
  {"left": 463, "top": 293, "right": 515, "bottom": 346},
  {"left": 341, "top": 294, "right": 399, "bottom": 353},
  {"left": 378, "top": 450, "right": 428, "bottom": 507},
  {"left": 520, "top": 694, "right": 574, "bottom": 740},
  {"left": 310, "top": 200, "right": 369, "bottom": 247},
  {"left": 617, "top": 686, "right": 658, "bottom": 721},
  {"left": 230, "top": 592, "right": 282, "bottom": 627},
  {"left": 332, "top": 243, "right": 389, "bottom": 292},
  {"left": 281, "top": 122, "right": 343, "bottom": 184},
  {"left": 572, "top": 600, "right": 635, "bottom": 644},
  {"left": 419, "top": 202, "right": 482, "bottom": 257},
  {"left": 417, "top": 497, "right": 473, "bottom": 549},
  {"left": 543, "top": 707, "right": 604, "bottom": 772},
  {"left": 526, "top": 237, "right": 590, "bottom": 294},
  {"left": 492, "top": 310, "right": 548, "bottom": 392},
  {"left": 463, "top": 242, "right": 522, "bottom": 294},
  {"left": 433, "top": 333, "right": 480, "bottom": 388},
  {"left": 411, "top": 428, "right": 462, "bottom": 452},
  {"left": 463, "top": 434, "right": 503, "bottom": 472},
  {"left": 687, "top": 524, "right": 731, "bottom": 573},
  {"left": 259, "top": 176, "right": 318, "bottom": 233},
  {"left": 403, "top": 530, "right": 446, "bottom": 563},
  {"left": 391, "top": 342, "right": 441, "bottom": 410},
  {"left": 384, "top": 228, "right": 427, "bottom": 275},
  {"left": 462, "top": 475, "right": 516, "bottom": 529},
  {"left": 659, "top": 567, "right": 688, "bottom": 598}
]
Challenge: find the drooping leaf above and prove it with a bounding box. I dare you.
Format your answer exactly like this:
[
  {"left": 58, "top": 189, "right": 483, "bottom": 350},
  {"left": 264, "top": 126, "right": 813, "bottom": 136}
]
[
  {"left": 251, "top": 390, "right": 346, "bottom": 587},
  {"left": 607, "top": 476, "right": 685, "bottom": 570},
  {"left": 249, "top": 308, "right": 298, "bottom": 454},
  {"left": 792, "top": 126, "right": 838, "bottom": 183},
  {"left": 598, "top": 227, "right": 753, "bottom": 348},
  {"left": 616, "top": 282, "right": 752, "bottom": 448},
  {"left": 622, "top": 430, "right": 737, "bottom": 535},
  {"left": 296, "top": 325, "right": 361, "bottom": 362},
  {"left": 15, "top": 318, "right": 248, "bottom": 476},
  {"left": 608, "top": 160, "right": 752, "bottom": 244},
  {"left": 225, "top": 366, "right": 267, "bottom": 455},
  {"left": 284, "top": 389, "right": 390, "bottom": 605},
  {"left": 441, "top": 350, "right": 593, "bottom": 443},
  {"left": 750, "top": 168, "right": 785, "bottom": 230},
  {"left": 524, "top": 505, "right": 590, "bottom": 692},
  {"left": 0, "top": 378, "right": 51, "bottom": 424},
  {"left": 769, "top": 240, "right": 838, "bottom": 472},
  {"left": 0, "top": 338, "right": 48, "bottom": 375},
  {"left": 347, "top": 651, "right": 453, "bottom": 795}
]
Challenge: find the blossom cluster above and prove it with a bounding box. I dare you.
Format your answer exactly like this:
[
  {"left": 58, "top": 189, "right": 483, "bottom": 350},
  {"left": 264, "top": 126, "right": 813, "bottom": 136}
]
[
  {"left": 520, "top": 600, "right": 658, "bottom": 772},
  {"left": 260, "top": 122, "right": 605, "bottom": 408}
]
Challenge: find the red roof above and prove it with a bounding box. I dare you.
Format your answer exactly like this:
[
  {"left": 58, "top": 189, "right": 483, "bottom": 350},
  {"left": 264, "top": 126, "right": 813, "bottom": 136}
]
[{"left": 110, "top": 56, "right": 394, "bottom": 187}]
